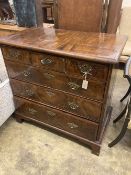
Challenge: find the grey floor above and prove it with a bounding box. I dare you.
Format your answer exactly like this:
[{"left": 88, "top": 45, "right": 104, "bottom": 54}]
[{"left": 0, "top": 69, "right": 131, "bottom": 175}]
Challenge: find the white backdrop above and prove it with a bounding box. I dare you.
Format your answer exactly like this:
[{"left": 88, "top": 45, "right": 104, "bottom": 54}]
[{"left": 123, "top": 0, "right": 131, "bottom": 6}]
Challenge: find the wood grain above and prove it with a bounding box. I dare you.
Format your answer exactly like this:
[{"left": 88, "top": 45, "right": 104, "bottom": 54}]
[
  {"left": 0, "top": 27, "right": 127, "bottom": 155},
  {"left": 5, "top": 60, "right": 106, "bottom": 102},
  {"left": 66, "top": 58, "right": 109, "bottom": 81},
  {"left": 106, "top": 0, "right": 123, "bottom": 33},
  {"left": 2, "top": 46, "right": 66, "bottom": 73},
  {"left": 55, "top": 0, "right": 103, "bottom": 32},
  {"left": 0, "top": 24, "right": 26, "bottom": 37},
  {"left": 14, "top": 97, "right": 99, "bottom": 141},
  {"left": 0, "top": 27, "right": 127, "bottom": 64},
  {"left": 11, "top": 79, "right": 102, "bottom": 122}
]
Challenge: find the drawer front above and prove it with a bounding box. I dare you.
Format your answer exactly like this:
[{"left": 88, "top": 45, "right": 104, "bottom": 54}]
[
  {"left": 6, "top": 61, "right": 105, "bottom": 101},
  {"left": 2, "top": 47, "right": 31, "bottom": 64},
  {"left": 31, "top": 52, "right": 65, "bottom": 73},
  {"left": 2, "top": 46, "right": 65, "bottom": 73},
  {"left": 65, "top": 78, "right": 105, "bottom": 101},
  {"left": 11, "top": 80, "right": 102, "bottom": 122},
  {"left": 14, "top": 97, "right": 99, "bottom": 141},
  {"left": 66, "top": 59, "right": 109, "bottom": 82}
]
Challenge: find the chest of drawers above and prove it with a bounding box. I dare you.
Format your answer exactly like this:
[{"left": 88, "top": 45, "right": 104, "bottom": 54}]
[{"left": 0, "top": 27, "right": 127, "bottom": 155}]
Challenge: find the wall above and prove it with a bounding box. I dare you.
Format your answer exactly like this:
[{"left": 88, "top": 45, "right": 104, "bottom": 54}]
[
  {"left": 123, "top": 0, "right": 131, "bottom": 6},
  {"left": 9, "top": 0, "right": 13, "bottom": 5}
]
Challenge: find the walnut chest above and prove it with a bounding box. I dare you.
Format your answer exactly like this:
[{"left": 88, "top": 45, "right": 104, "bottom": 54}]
[{"left": 0, "top": 27, "right": 127, "bottom": 155}]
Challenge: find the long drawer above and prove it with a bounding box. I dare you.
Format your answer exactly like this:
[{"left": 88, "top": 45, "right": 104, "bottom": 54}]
[
  {"left": 14, "top": 97, "right": 99, "bottom": 141},
  {"left": 11, "top": 79, "right": 102, "bottom": 122},
  {"left": 2, "top": 46, "right": 65, "bottom": 73},
  {"left": 6, "top": 61, "right": 105, "bottom": 101}
]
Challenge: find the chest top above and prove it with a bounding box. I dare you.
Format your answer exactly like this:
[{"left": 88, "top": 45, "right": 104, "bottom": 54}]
[{"left": 0, "top": 27, "right": 127, "bottom": 64}]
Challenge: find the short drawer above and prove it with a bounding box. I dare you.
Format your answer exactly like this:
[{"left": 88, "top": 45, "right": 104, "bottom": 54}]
[
  {"left": 6, "top": 61, "right": 105, "bottom": 101},
  {"left": 2, "top": 46, "right": 30, "bottom": 64},
  {"left": 31, "top": 52, "right": 65, "bottom": 73},
  {"left": 2, "top": 46, "right": 65, "bottom": 73},
  {"left": 66, "top": 59, "right": 109, "bottom": 82},
  {"left": 11, "top": 80, "right": 102, "bottom": 122},
  {"left": 14, "top": 97, "right": 99, "bottom": 141}
]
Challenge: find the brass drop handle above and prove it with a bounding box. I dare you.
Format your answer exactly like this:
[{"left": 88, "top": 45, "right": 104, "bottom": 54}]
[
  {"left": 41, "top": 58, "right": 53, "bottom": 65},
  {"left": 68, "top": 102, "right": 79, "bottom": 110},
  {"left": 78, "top": 64, "right": 92, "bottom": 75},
  {"left": 25, "top": 89, "right": 34, "bottom": 97},
  {"left": 47, "top": 110, "right": 56, "bottom": 117},
  {"left": 68, "top": 82, "right": 80, "bottom": 90},
  {"left": 67, "top": 123, "right": 78, "bottom": 129},
  {"left": 23, "top": 71, "right": 30, "bottom": 77},
  {"left": 46, "top": 91, "right": 55, "bottom": 97},
  {"left": 28, "top": 108, "right": 37, "bottom": 115}
]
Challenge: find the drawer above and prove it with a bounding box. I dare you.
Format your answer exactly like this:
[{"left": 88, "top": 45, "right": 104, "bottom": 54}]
[
  {"left": 2, "top": 46, "right": 31, "bottom": 64},
  {"left": 6, "top": 61, "right": 105, "bottom": 101},
  {"left": 11, "top": 80, "right": 102, "bottom": 122},
  {"left": 14, "top": 97, "right": 99, "bottom": 141},
  {"left": 66, "top": 59, "right": 109, "bottom": 82},
  {"left": 2, "top": 46, "right": 65, "bottom": 73},
  {"left": 31, "top": 52, "right": 65, "bottom": 73}
]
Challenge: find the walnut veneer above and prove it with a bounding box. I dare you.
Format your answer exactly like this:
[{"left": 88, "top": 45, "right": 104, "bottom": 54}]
[
  {"left": 54, "top": 0, "right": 103, "bottom": 32},
  {"left": 0, "top": 27, "right": 127, "bottom": 155},
  {"left": 0, "top": 24, "right": 26, "bottom": 37}
]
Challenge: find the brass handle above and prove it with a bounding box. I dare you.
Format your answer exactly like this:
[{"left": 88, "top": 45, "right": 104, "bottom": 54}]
[
  {"left": 67, "top": 123, "right": 78, "bottom": 129},
  {"left": 23, "top": 71, "right": 30, "bottom": 77},
  {"left": 28, "top": 108, "right": 37, "bottom": 115},
  {"left": 46, "top": 91, "right": 55, "bottom": 97},
  {"left": 41, "top": 58, "right": 53, "bottom": 65},
  {"left": 44, "top": 73, "right": 55, "bottom": 79},
  {"left": 0, "top": 78, "right": 2, "bottom": 83},
  {"left": 25, "top": 89, "right": 34, "bottom": 97},
  {"left": 78, "top": 64, "right": 92, "bottom": 75},
  {"left": 68, "top": 82, "right": 80, "bottom": 90},
  {"left": 68, "top": 102, "right": 79, "bottom": 110},
  {"left": 47, "top": 110, "right": 56, "bottom": 117}
]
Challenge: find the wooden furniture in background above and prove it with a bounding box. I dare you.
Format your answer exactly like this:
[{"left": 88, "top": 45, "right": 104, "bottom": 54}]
[
  {"left": 41, "top": 0, "right": 54, "bottom": 23},
  {"left": 0, "top": 24, "right": 25, "bottom": 37},
  {"left": 106, "top": 0, "right": 123, "bottom": 33},
  {"left": 54, "top": 0, "right": 123, "bottom": 33},
  {"left": 54, "top": 0, "right": 103, "bottom": 32},
  {"left": 0, "top": 27, "right": 127, "bottom": 155}
]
